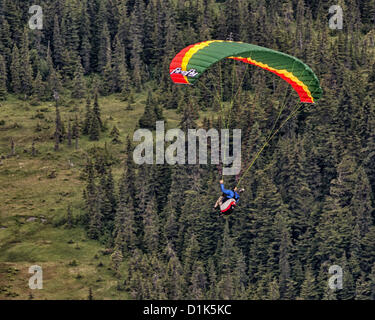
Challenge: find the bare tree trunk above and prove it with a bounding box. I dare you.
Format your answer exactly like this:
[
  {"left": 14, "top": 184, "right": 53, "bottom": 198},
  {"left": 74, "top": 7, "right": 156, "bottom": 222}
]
[
  {"left": 54, "top": 132, "right": 59, "bottom": 151},
  {"left": 31, "top": 141, "right": 37, "bottom": 156},
  {"left": 67, "top": 121, "right": 72, "bottom": 147},
  {"left": 10, "top": 137, "right": 15, "bottom": 156}
]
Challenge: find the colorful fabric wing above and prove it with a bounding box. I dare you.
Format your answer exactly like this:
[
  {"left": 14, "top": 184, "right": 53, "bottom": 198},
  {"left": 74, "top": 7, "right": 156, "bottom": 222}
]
[{"left": 169, "top": 40, "right": 322, "bottom": 103}]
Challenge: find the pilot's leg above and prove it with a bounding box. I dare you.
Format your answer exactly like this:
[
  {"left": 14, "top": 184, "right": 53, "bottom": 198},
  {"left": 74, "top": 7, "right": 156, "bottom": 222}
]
[{"left": 214, "top": 196, "right": 224, "bottom": 209}]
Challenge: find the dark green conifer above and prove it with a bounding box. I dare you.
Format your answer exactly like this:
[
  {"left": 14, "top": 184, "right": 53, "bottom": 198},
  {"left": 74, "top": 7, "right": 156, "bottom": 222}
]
[
  {"left": 138, "top": 91, "right": 157, "bottom": 129},
  {"left": 92, "top": 90, "right": 103, "bottom": 130},
  {"left": 0, "top": 54, "right": 7, "bottom": 99},
  {"left": 53, "top": 15, "right": 65, "bottom": 68},
  {"left": 19, "top": 28, "right": 33, "bottom": 96},
  {"left": 32, "top": 71, "right": 45, "bottom": 100},
  {"left": 98, "top": 22, "right": 111, "bottom": 74},
  {"left": 71, "top": 62, "right": 86, "bottom": 99},
  {"left": 10, "top": 45, "right": 21, "bottom": 94},
  {"left": 89, "top": 113, "right": 100, "bottom": 141},
  {"left": 82, "top": 97, "right": 92, "bottom": 135},
  {"left": 110, "top": 125, "right": 121, "bottom": 144}
]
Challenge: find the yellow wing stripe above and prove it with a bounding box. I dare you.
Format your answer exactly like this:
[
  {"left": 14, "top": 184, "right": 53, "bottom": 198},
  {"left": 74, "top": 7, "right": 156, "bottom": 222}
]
[
  {"left": 229, "top": 56, "right": 314, "bottom": 102},
  {"left": 179, "top": 43, "right": 314, "bottom": 102},
  {"left": 181, "top": 40, "right": 224, "bottom": 83}
]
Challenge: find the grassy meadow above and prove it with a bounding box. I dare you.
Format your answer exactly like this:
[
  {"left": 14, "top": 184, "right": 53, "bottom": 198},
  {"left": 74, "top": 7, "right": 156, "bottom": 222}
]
[{"left": 0, "top": 90, "right": 212, "bottom": 299}]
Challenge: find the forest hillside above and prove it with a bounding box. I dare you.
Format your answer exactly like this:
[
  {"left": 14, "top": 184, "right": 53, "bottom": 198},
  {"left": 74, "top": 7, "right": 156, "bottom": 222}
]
[{"left": 0, "top": 0, "right": 375, "bottom": 300}]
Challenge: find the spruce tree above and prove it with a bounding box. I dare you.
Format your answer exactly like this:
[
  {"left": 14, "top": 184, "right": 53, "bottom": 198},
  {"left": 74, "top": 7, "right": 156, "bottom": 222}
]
[
  {"left": 71, "top": 62, "right": 86, "bottom": 99},
  {"left": 92, "top": 90, "right": 103, "bottom": 130},
  {"left": 110, "top": 249, "right": 124, "bottom": 274},
  {"left": 0, "top": 15, "right": 11, "bottom": 60},
  {"left": 80, "top": 1, "right": 91, "bottom": 74},
  {"left": 0, "top": 54, "right": 7, "bottom": 99},
  {"left": 182, "top": 234, "right": 200, "bottom": 296},
  {"left": 73, "top": 115, "right": 80, "bottom": 150},
  {"left": 19, "top": 28, "right": 33, "bottom": 96},
  {"left": 10, "top": 45, "right": 21, "bottom": 94},
  {"left": 114, "top": 137, "right": 137, "bottom": 253},
  {"left": 4, "top": 1, "right": 22, "bottom": 44},
  {"left": 298, "top": 268, "right": 317, "bottom": 300},
  {"left": 267, "top": 278, "right": 281, "bottom": 300},
  {"left": 89, "top": 114, "right": 100, "bottom": 141},
  {"left": 129, "top": 1, "right": 145, "bottom": 91},
  {"left": 189, "top": 260, "right": 207, "bottom": 299},
  {"left": 46, "top": 42, "right": 62, "bottom": 100},
  {"left": 99, "top": 176, "right": 115, "bottom": 241},
  {"left": 98, "top": 22, "right": 111, "bottom": 74},
  {"left": 88, "top": 185, "right": 103, "bottom": 240},
  {"left": 207, "top": 258, "right": 219, "bottom": 300},
  {"left": 54, "top": 105, "right": 64, "bottom": 151},
  {"left": 351, "top": 167, "right": 373, "bottom": 236},
  {"left": 355, "top": 274, "right": 371, "bottom": 300},
  {"left": 250, "top": 171, "right": 290, "bottom": 282},
  {"left": 67, "top": 121, "right": 72, "bottom": 147},
  {"left": 110, "top": 125, "right": 121, "bottom": 144},
  {"left": 101, "top": 58, "right": 113, "bottom": 96},
  {"left": 143, "top": 196, "right": 160, "bottom": 253},
  {"left": 163, "top": 244, "right": 185, "bottom": 299},
  {"left": 53, "top": 15, "right": 65, "bottom": 69},
  {"left": 82, "top": 96, "right": 92, "bottom": 135},
  {"left": 112, "top": 33, "right": 130, "bottom": 93},
  {"left": 316, "top": 156, "right": 358, "bottom": 261},
  {"left": 232, "top": 250, "right": 247, "bottom": 299},
  {"left": 138, "top": 91, "right": 157, "bottom": 129},
  {"left": 103, "top": 167, "right": 117, "bottom": 219},
  {"left": 32, "top": 71, "right": 45, "bottom": 100}
]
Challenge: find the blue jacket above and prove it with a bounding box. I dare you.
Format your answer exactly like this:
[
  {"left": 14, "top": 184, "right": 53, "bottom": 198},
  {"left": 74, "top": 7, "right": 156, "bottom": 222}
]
[{"left": 220, "top": 183, "right": 240, "bottom": 202}]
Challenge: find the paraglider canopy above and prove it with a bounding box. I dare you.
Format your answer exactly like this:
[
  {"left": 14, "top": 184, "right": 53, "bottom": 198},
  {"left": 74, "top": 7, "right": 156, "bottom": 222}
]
[{"left": 170, "top": 40, "right": 322, "bottom": 103}]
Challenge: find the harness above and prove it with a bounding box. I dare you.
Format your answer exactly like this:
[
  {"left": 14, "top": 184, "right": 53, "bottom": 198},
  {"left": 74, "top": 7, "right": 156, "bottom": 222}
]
[
  {"left": 222, "top": 190, "right": 239, "bottom": 202},
  {"left": 220, "top": 190, "right": 239, "bottom": 215}
]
